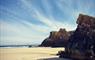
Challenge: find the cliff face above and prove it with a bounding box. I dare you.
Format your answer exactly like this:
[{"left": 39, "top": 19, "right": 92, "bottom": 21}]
[
  {"left": 40, "top": 28, "right": 72, "bottom": 47},
  {"left": 58, "top": 14, "right": 95, "bottom": 59},
  {"left": 40, "top": 14, "right": 95, "bottom": 49},
  {"left": 67, "top": 14, "right": 95, "bottom": 51}
]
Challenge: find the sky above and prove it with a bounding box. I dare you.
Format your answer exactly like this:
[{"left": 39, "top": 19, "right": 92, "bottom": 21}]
[{"left": 0, "top": 0, "right": 95, "bottom": 45}]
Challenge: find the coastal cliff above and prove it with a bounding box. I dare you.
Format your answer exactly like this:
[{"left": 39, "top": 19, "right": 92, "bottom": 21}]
[
  {"left": 40, "top": 28, "right": 73, "bottom": 47},
  {"left": 40, "top": 14, "right": 95, "bottom": 49},
  {"left": 67, "top": 14, "right": 95, "bottom": 53},
  {"left": 58, "top": 14, "right": 95, "bottom": 59}
]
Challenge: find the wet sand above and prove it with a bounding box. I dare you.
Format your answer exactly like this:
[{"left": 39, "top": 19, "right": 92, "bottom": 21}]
[{"left": 0, "top": 47, "right": 70, "bottom": 60}]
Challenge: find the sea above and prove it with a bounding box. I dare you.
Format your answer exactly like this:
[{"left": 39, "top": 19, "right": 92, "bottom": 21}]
[{"left": 0, "top": 45, "right": 38, "bottom": 48}]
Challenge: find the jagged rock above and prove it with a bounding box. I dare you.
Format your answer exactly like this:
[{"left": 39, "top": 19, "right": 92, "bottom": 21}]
[
  {"left": 68, "top": 14, "right": 95, "bottom": 51},
  {"left": 59, "top": 14, "right": 95, "bottom": 60},
  {"left": 40, "top": 28, "right": 72, "bottom": 47}
]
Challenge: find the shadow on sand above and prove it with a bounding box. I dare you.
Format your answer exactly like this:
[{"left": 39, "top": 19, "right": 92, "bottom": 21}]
[{"left": 38, "top": 57, "right": 72, "bottom": 60}]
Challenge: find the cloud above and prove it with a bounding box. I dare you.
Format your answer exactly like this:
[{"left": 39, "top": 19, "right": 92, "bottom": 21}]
[
  {"left": 20, "top": 0, "right": 77, "bottom": 31},
  {"left": 33, "top": 9, "right": 77, "bottom": 31},
  {"left": 0, "top": 0, "right": 95, "bottom": 45}
]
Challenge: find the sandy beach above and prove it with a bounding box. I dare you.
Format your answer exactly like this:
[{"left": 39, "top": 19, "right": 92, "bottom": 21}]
[{"left": 0, "top": 47, "right": 71, "bottom": 60}]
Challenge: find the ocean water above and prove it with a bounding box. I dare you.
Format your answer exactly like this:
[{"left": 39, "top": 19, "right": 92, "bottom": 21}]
[{"left": 0, "top": 45, "right": 38, "bottom": 48}]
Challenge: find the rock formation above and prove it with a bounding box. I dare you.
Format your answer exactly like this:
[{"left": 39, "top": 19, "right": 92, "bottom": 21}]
[
  {"left": 40, "top": 28, "right": 72, "bottom": 47},
  {"left": 67, "top": 14, "right": 95, "bottom": 51},
  {"left": 58, "top": 14, "right": 95, "bottom": 60},
  {"left": 40, "top": 14, "right": 95, "bottom": 50}
]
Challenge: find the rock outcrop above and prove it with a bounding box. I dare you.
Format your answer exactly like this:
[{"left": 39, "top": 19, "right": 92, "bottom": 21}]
[
  {"left": 40, "top": 14, "right": 95, "bottom": 49},
  {"left": 58, "top": 14, "right": 95, "bottom": 60},
  {"left": 40, "top": 28, "right": 72, "bottom": 47},
  {"left": 67, "top": 14, "right": 95, "bottom": 51}
]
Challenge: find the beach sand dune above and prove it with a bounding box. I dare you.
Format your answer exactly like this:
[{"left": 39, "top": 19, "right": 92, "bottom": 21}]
[{"left": 0, "top": 47, "right": 71, "bottom": 60}]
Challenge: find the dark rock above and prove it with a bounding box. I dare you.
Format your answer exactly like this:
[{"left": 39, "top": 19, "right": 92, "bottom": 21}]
[
  {"left": 59, "top": 14, "right": 95, "bottom": 60},
  {"left": 28, "top": 45, "right": 32, "bottom": 48},
  {"left": 40, "top": 28, "right": 72, "bottom": 47}
]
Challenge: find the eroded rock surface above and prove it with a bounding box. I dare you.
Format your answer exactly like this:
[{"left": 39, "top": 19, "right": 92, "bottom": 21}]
[
  {"left": 59, "top": 14, "right": 95, "bottom": 60},
  {"left": 40, "top": 28, "right": 72, "bottom": 47},
  {"left": 40, "top": 14, "right": 95, "bottom": 50},
  {"left": 68, "top": 14, "right": 95, "bottom": 51}
]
